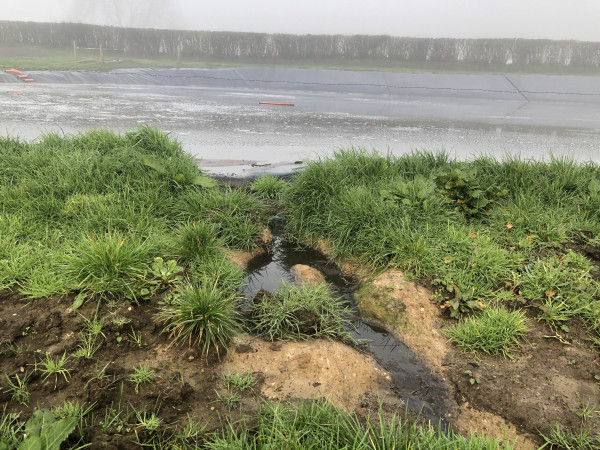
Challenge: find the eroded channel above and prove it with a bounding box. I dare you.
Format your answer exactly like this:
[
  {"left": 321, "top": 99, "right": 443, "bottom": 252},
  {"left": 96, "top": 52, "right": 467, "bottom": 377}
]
[{"left": 240, "top": 230, "right": 449, "bottom": 426}]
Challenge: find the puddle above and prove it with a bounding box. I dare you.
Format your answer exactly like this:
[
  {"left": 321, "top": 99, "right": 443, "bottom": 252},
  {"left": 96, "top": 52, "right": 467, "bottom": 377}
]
[{"left": 240, "top": 230, "right": 449, "bottom": 426}]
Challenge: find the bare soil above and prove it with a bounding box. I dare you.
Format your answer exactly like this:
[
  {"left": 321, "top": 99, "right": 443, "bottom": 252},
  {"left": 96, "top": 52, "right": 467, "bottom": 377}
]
[
  {"left": 351, "top": 264, "right": 600, "bottom": 448},
  {"left": 0, "top": 273, "right": 399, "bottom": 448}
]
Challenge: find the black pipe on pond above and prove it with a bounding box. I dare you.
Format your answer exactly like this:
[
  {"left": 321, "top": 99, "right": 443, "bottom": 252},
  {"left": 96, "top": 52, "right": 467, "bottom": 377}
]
[{"left": 240, "top": 228, "right": 450, "bottom": 428}]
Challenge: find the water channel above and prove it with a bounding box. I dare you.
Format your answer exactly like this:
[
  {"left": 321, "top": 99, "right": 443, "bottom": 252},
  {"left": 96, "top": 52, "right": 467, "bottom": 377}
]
[{"left": 240, "top": 225, "right": 449, "bottom": 426}]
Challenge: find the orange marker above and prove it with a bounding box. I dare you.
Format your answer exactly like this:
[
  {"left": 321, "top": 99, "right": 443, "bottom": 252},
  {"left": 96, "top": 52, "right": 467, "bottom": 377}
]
[
  {"left": 17, "top": 74, "right": 28, "bottom": 78},
  {"left": 23, "top": 78, "right": 35, "bottom": 82},
  {"left": 5, "top": 68, "right": 21, "bottom": 73}
]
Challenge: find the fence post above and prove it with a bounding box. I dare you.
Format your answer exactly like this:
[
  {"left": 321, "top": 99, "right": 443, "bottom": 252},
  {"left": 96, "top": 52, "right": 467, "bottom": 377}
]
[
  {"left": 100, "top": 43, "right": 104, "bottom": 64},
  {"left": 73, "top": 40, "right": 77, "bottom": 62},
  {"left": 177, "top": 44, "right": 181, "bottom": 63}
]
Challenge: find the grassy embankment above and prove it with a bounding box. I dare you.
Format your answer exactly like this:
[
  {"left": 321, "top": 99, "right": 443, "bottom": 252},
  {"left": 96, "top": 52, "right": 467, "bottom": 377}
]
[
  {"left": 284, "top": 149, "right": 600, "bottom": 338},
  {"left": 2, "top": 42, "right": 599, "bottom": 75},
  {"left": 0, "top": 128, "right": 511, "bottom": 448},
  {"left": 283, "top": 149, "right": 600, "bottom": 446}
]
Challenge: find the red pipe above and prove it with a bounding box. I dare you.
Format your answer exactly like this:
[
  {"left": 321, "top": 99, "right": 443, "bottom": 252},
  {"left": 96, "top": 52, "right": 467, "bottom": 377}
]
[{"left": 259, "top": 101, "right": 294, "bottom": 107}]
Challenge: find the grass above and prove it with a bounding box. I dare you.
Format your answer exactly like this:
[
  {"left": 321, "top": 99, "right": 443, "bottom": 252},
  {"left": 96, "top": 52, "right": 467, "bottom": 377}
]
[
  {"left": 128, "top": 365, "right": 155, "bottom": 394},
  {"left": 0, "top": 126, "right": 265, "bottom": 303},
  {"left": 64, "top": 232, "right": 152, "bottom": 302},
  {"left": 4, "top": 373, "right": 31, "bottom": 406},
  {"left": 443, "top": 306, "right": 530, "bottom": 358},
  {"left": 0, "top": 405, "right": 23, "bottom": 449},
  {"left": 540, "top": 424, "right": 600, "bottom": 449},
  {"left": 250, "top": 282, "right": 353, "bottom": 341},
  {"left": 222, "top": 371, "right": 256, "bottom": 391},
  {"left": 250, "top": 174, "right": 287, "bottom": 199},
  {"left": 519, "top": 250, "right": 600, "bottom": 328},
  {"left": 73, "top": 314, "right": 105, "bottom": 359},
  {"left": 176, "top": 222, "right": 222, "bottom": 263},
  {"left": 205, "top": 399, "right": 516, "bottom": 449},
  {"left": 155, "top": 281, "right": 241, "bottom": 358},
  {"left": 37, "top": 352, "right": 71, "bottom": 388},
  {"left": 214, "top": 390, "right": 242, "bottom": 411},
  {"left": 283, "top": 149, "right": 600, "bottom": 324}
]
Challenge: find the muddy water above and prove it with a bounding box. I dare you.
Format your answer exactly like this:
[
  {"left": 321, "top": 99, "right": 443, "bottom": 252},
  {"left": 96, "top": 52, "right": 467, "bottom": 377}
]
[{"left": 240, "top": 233, "right": 449, "bottom": 426}]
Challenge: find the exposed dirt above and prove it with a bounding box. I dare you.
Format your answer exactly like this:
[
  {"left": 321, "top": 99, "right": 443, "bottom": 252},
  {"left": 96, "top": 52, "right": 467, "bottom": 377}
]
[
  {"left": 225, "top": 227, "right": 273, "bottom": 269},
  {"left": 221, "top": 336, "right": 396, "bottom": 411},
  {"left": 290, "top": 264, "right": 326, "bottom": 286},
  {"left": 345, "top": 263, "right": 600, "bottom": 448},
  {"left": 0, "top": 244, "right": 401, "bottom": 447}
]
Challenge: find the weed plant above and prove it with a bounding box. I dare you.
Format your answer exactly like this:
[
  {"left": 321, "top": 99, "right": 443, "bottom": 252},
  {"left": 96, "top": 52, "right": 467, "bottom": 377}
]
[
  {"left": 155, "top": 282, "right": 241, "bottom": 358},
  {"left": 250, "top": 283, "right": 353, "bottom": 341},
  {"left": 443, "top": 306, "right": 529, "bottom": 358}
]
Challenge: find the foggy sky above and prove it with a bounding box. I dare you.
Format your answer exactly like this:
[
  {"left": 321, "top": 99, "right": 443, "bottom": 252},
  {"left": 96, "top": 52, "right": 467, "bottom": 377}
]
[{"left": 2, "top": 0, "right": 599, "bottom": 42}]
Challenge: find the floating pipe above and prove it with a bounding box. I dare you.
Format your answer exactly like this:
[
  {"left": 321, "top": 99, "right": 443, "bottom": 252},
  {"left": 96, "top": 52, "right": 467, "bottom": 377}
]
[{"left": 259, "top": 101, "right": 294, "bottom": 107}]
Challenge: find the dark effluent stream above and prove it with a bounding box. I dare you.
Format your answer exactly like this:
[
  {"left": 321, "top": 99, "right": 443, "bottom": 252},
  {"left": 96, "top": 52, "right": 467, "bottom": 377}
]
[{"left": 240, "top": 228, "right": 449, "bottom": 426}]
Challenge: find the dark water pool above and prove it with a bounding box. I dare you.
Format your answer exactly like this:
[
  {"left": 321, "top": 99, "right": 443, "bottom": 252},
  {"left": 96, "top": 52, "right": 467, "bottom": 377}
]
[{"left": 240, "top": 233, "right": 449, "bottom": 426}]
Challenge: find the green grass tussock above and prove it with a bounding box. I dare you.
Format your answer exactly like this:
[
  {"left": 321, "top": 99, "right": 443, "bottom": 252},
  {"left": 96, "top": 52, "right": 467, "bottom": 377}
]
[
  {"left": 250, "top": 283, "right": 353, "bottom": 341},
  {"left": 284, "top": 149, "right": 600, "bottom": 322},
  {"left": 0, "top": 127, "right": 266, "bottom": 298},
  {"left": 155, "top": 282, "right": 241, "bottom": 358},
  {"left": 250, "top": 174, "right": 287, "bottom": 199},
  {"left": 444, "top": 306, "right": 530, "bottom": 358}
]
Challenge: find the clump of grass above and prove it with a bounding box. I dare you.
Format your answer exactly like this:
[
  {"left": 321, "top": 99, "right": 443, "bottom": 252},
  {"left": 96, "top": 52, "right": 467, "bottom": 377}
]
[
  {"left": 0, "top": 405, "right": 23, "bottom": 449},
  {"left": 205, "top": 399, "right": 515, "bottom": 449},
  {"left": 190, "top": 253, "right": 244, "bottom": 295},
  {"left": 155, "top": 282, "right": 240, "bottom": 358},
  {"left": 64, "top": 232, "right": 151, "bottom": 301},
  {"left": 250, "top": 174, "right": 286, "bottom": 199},
  {"left": 250, "top": 283, "right": 353, "bottom": 341},
  {"left": 177, "top": 222, "right": 221, "bottom": 263},
  {"left": 215, "top": 390, "right": 242, "bottom": 411},
  {"left": 519, "top": 250, "right": 599, "bottom": 327},
  {"left": 222, "top": 371, "right": 256, "bottom": 391},
  {"left": 4, "top": 372, "right": 31, "bottom": 405},
  {"left": 128, "top": 364, "right": 155, "bottom": 394},
  {"left": 540, "top": 423, "right": 600, "bottom": 450},
  {"left": 444, "top": 306, "right": 529, "bottom": 358},
  {"left": 38, "top": 351, "right": 72, "bottom": 388},
  {"left": 135, "top": 409, "right": 163, "bottom": 433}
]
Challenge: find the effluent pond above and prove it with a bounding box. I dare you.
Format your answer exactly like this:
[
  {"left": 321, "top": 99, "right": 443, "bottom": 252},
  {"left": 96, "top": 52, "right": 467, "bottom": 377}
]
[{"left": 240, "top": 227, "right": 449, "bottom": 426}]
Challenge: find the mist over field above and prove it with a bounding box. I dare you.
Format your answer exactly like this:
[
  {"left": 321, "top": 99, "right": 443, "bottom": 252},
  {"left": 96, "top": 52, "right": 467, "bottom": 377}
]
[{"left": 1, "top": 0, "right": 599, "bottom": 41}]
